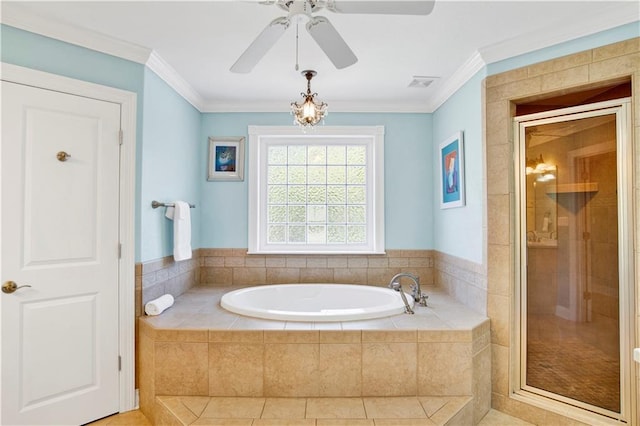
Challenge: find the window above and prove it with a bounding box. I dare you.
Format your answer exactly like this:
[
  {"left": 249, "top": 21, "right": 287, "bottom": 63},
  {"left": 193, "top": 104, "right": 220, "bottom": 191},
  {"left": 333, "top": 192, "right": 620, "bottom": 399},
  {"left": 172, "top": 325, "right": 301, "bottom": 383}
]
[{"left": 248, "top": 126, "right": 384, "bottom": 254}]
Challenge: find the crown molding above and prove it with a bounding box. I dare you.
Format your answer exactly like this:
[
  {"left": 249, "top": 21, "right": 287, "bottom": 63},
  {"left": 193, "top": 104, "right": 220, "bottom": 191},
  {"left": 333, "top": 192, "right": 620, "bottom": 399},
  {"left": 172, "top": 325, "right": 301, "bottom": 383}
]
[
  {"left": 199, "top": 100, "right": 434, "bottom": 113},
  {"left": 478, "top": 2, "right": 639, "bottom": 66},
  {"left": 145, "top": 51, "right": 205, "bottom": 111},
  {"left": 426, "top": 51, "right": 486, "bottom": 113},
  {"left": 1, "top": 3, "right": 151, "bottom": 64}
]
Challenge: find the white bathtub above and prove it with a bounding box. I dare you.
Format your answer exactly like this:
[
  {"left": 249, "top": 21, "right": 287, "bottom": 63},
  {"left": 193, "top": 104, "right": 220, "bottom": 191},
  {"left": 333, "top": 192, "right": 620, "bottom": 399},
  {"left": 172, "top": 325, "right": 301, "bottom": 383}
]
[{"left": 220, "top": 283, "right": 414, "bottom": 322}]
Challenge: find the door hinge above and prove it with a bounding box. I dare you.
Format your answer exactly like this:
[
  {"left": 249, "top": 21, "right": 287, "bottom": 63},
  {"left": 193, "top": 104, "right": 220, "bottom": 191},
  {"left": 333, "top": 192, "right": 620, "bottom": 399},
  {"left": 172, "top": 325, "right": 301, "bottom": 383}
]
[
  {"left": 119, "top": 129, "right": 123, "bottom": 145},
  {"left": 118, "top": 355, "right": 122, "bottom": 371},
  {"left": 118, "top": 243, "right": 122, "bottom": 259}
]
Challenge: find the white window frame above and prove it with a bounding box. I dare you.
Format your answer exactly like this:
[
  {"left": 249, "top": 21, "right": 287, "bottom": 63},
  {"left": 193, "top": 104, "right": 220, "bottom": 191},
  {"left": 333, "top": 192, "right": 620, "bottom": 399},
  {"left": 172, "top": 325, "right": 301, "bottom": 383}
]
[{"left": 248, "top": 125, "right": 385, "bottom": 254}]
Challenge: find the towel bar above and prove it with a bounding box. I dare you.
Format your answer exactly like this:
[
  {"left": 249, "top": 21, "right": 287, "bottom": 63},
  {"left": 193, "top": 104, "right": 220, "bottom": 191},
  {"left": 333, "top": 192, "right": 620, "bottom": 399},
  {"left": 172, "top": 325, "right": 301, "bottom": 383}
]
[{"left": 151, "top": 200, "right": 196, "bottom": 209}]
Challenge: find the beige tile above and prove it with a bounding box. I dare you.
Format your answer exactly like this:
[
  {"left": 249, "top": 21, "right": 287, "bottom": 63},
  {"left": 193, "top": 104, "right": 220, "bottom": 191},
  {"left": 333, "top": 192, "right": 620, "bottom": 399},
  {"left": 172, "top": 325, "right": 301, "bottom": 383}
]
[
  {"left": 204, "top": 256, "right": 225, "bottom": 267},
  {"left": 209, "top": 330, "right": 264, "bottom": 343},
  {"left": 87, "top": 409, "right": 152, "bottom": 425},
  {"left": 372, "top": 419, "right": 435, "bottom": 426},
  {"left": 333, "top": 268, "right": 368, "bottom": 284},
  {"left": 266, "top": 268, "right": 301, "bottom": 284},
  {"left": 491, "top": 344, "right": 509, "bottom": 396},
  {"left": 388, "top": 257, "right": 409, "bottom": 268},
  {"left": 592, "top": 38, "right": 640, "bottom": 61},
  {"left": 486, "top": 143, "right": 511, "bottom": 196},
  {"left": 485, "top": 67, "right": 528, "bottom": 88},
  {"left": 200, "top": 397, "right": 265, "bottom": 418},
  {"left": 526, "top": 50, "right": 592, "bottom": 77},
  {"left": 541, "top": 66, "right": 589, "bottom": 92},
  {"left": 192, "top": 419, "right": 253, "bottom": 426},
  {"left": 486, "top": 195, "right": 511, "bottom": 246},
  {"left": 300, "top": 268, "right": 334, "bottom": 283},
  {"left": 487, "top": 295, "right": 510, "bottom": 346},
  {"left": 209, "top": 343, "right": 264, "bottom": 396},
  {"left": 306, "top": 257, "right": 328, "bottom": 268},
  {"left": 362, "top": 330, "right": 416, "bottom": 343},
  {"left": 362, "top": 343, "right": 417, "bottom": 396},
  {"left": 367, "top": 257, "right": 388, "bottom": 268},
  {"left": 225, "top": 256, "right": 246, "bottom": 267},
  {"left": 245, "top": 256, "right": 266, "bottom": 267},
  {"left": 154, "top": 328, "right": 208, "bottom": 342},
  {"left": 319, "top": 344, "right": 362, "bottom": 396},
  {"left": 473, "top": 346, "right": 492, "bottom": 424},
  {"left": 153, "top": 399, "right": 183, "bottom": 426},
  {"left": 265, "top": 257, "right": 287, "bottom": 268},
  {"left": 317, "top": 420, "right": 374, "bottom": 426},
  {"left": 428, "top": 397, "right": 472, "bottom": 426},
  {"left": 363, "top": 397, "right": 427, "bottom": 418},
  {"left": 347, "top": 256, "right": 369, "bottom": 268},
  {"left": 154, "top": 342, "right": 209, "bottom": 395},
  {"left": 319, "top": 330, "right": 361, "bottom": 344},
  {"left": 590, "top": 53, "right": 640, "bottom": 81},
  {"left": 286, "top": 257, "right": 307, "bottom": 268},
  {"left": 179, "top": 396, "right": 212, "bottom": 417},
  {"left": 478, "top": 409, "right": 535, "bottom": 426},
  {"left": 264, "top": 331, "right": 319, "bottom": 343},
  {"left": 264, "top": 344, "right": 319, "bottom": 396},
  {"left": 327, "top": 257, "right": 348, "bottom": 268},
  {"left": 261, "top": 398, "right": 307, "bottom": 419},
  {"left": 487, "top": 244, "right": 511, "bottom": 296},
  {"left": 233, "top": 268, "right": 266, "bottom": 285},
  {"left": 253, "top": 420, "right": 315, "bottom": 426},
  {"left": 417, "top": 330, "right": 470, "bottom": 343},
  {"left": 417, "top": 342, "right": 472, "bottom": 396},
  {"left": 306, "top": 398, "right": 366, "bottom": 418},
  {"left": 160, "top": 396, "right": 199, "bottom": 425},
  {"left": 417, "top": 397, "right": 448, "bottom": 417}
]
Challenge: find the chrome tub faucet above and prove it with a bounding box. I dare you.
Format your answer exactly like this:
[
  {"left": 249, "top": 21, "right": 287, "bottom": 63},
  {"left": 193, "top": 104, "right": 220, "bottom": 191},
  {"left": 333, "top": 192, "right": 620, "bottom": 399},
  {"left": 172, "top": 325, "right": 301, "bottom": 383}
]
[{"left": 388, "top": 272, "right": 428, "bottom": 314}]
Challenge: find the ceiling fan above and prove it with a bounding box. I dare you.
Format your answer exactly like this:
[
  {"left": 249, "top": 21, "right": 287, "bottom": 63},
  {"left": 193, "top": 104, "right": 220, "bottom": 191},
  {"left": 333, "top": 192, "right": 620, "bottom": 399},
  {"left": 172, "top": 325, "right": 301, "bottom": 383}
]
[{"left": 230, "top": 0, "right": 435, "bottom": 73}]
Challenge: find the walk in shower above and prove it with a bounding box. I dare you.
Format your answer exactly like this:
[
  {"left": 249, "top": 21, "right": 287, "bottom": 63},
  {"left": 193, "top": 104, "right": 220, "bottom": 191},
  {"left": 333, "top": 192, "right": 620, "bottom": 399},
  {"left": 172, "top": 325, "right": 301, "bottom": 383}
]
[{"left": 515, "top": 98, "right": 633, "bottom": 421}]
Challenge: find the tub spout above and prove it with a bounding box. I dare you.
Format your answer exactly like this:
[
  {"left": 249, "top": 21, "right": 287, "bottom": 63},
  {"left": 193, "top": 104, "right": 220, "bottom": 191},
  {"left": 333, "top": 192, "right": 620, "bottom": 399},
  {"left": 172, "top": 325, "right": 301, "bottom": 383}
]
[{"left": 388, "top": 280, "right": 414, "bottom": 314}]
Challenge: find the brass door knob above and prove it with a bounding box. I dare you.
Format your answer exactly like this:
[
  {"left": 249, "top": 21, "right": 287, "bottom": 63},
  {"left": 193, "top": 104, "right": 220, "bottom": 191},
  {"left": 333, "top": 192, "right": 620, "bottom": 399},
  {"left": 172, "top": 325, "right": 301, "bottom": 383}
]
[
  {"left": 56, "top": 151, "right": 71, "bottom": 162},
  {"left": 2, "top": 281, "right": 32, "bottom": 294}
]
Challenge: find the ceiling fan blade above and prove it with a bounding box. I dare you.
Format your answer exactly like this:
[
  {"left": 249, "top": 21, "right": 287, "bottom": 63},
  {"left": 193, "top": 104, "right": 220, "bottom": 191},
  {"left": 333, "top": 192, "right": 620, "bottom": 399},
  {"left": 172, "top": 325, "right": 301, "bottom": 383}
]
[
  {"left": 327, "top": 0, "right": 435, "bottom": 15},
  {"left": 306, "top": 16, "right": 357, "bottom": 69},
  {"left": 230, "top": 16, "right": 290, "bottom": 73}
]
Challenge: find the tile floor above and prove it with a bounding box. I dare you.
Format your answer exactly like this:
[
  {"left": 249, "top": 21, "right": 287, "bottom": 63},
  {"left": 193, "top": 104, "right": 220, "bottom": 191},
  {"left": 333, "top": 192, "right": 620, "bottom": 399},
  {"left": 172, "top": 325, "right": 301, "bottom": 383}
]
[{"left": 89, "top": 405, "right": 534, "bottom": 425}]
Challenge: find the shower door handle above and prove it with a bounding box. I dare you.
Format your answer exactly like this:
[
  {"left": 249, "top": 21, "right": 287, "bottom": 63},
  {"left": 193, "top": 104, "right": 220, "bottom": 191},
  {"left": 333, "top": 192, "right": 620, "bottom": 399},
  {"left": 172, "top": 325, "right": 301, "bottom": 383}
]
[{"left": 2, "top": 281, "right": 32, "bottom": 294}]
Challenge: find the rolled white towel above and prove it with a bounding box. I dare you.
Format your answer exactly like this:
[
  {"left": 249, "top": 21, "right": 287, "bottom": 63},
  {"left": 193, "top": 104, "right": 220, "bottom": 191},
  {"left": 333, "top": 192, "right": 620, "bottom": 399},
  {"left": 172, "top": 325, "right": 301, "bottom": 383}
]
[{"left": 145, "top": 294, "right": 175, "bottom": 316}]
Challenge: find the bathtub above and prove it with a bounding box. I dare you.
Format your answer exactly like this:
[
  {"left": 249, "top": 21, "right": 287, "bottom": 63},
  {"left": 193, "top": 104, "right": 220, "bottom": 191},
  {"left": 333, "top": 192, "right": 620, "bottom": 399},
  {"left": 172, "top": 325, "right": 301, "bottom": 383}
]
[{"left": 220, "top": 283, "right": 414, "bottom": 322}]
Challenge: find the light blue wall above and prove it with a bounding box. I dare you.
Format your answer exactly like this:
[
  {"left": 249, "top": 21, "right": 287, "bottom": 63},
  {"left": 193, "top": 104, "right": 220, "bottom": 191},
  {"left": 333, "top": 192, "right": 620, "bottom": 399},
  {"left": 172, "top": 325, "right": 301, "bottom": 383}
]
[
  {"left": 199, "top": 113, "right": 433, "bottom": 249},
  {"left": 432, "top": 71, "right": 486, "bottom": 264},
  {"left": 140, "top": 69, "right": 202, "bottom": 261}
]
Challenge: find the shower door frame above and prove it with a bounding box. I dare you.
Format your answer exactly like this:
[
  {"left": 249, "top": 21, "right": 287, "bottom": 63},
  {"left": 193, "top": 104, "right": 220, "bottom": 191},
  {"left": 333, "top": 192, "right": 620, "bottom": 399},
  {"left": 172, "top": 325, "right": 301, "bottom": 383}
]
[{"left": 513, "top": 98, "right": 634, "bottom": 423}]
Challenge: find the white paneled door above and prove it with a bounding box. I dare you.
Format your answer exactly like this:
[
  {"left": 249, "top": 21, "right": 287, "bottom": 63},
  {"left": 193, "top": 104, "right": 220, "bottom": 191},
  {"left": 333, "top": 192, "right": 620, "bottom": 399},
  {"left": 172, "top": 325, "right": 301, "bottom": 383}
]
[{"left": 1, "top": 81, "right": 121, "bottom": 425}]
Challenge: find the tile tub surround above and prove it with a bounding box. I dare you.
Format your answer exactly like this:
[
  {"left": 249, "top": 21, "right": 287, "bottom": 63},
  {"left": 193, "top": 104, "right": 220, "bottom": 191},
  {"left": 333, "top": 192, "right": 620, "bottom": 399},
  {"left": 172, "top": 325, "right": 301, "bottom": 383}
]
[
  {"left": 138, "top": 285, "right": 490, "bottom": 425},
  {"left": 198, "top": 249, "right": 434, "bottom": 287},
  {"left": 485, "top": 38, "right": 639, "bottom": 424}
]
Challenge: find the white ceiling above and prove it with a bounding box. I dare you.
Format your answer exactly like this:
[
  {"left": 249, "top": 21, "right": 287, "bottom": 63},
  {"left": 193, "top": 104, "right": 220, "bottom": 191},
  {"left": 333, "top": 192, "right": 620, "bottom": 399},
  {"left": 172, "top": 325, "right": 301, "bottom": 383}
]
[{"left": 2, "top": 1, "right": 637, "bottom": 112}]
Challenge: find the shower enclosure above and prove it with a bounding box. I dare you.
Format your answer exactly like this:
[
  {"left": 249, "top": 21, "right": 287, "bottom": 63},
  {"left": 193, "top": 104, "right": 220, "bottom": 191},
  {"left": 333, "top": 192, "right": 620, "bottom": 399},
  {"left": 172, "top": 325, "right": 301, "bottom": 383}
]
[{"left": 515, "top": 98, "right": 633, "bottom": 422}]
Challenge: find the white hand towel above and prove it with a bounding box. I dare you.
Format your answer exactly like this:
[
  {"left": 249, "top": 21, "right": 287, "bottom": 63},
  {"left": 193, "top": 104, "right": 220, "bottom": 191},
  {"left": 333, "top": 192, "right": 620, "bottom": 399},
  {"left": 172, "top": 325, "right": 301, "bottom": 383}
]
[
  {"left": 144, "top": 294, "right": 175, "bottom": 316},
  {"left": 170, "top": 201, "right": 192, "bottom": 261}
]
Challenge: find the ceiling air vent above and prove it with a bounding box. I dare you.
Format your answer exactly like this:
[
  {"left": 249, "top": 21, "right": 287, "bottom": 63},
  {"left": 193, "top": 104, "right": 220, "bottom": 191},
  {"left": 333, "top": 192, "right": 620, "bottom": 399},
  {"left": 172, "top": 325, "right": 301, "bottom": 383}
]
[{"left": 408, "top": 76, "right": 438, "bottom": 88}]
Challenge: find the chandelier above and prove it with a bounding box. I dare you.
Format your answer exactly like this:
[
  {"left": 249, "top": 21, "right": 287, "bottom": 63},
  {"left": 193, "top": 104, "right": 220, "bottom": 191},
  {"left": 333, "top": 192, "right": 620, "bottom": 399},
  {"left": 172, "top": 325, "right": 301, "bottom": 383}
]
[{"left": 291, "top": 70, "right": 328, "bottom": 128}]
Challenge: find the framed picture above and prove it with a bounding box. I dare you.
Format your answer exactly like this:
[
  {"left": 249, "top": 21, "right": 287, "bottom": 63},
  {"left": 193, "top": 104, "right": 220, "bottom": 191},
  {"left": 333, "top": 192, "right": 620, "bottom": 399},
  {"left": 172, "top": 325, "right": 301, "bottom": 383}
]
[
  {"left": 207, "top": 136, "right": 245, "bottom": 181},
  {"left": 438, "top": 131, "right": 465, "bottom": 209}
]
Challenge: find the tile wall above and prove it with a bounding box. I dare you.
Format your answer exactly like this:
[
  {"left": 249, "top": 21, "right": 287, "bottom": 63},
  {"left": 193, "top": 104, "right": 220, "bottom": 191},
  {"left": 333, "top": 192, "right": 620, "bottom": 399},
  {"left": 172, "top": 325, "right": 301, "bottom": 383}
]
[
  {"left": 485, "top": 38, "right": 639, "bottom": 424},
  {"left": 138, "top": 321, "right": 491, "bottom": 425}
]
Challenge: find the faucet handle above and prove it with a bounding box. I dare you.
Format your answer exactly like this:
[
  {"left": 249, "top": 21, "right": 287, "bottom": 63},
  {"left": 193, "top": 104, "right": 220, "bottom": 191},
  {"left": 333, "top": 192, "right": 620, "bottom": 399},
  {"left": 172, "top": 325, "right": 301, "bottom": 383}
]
[{"left": 419, "top": 293, "right": 429, "bottom": 307}]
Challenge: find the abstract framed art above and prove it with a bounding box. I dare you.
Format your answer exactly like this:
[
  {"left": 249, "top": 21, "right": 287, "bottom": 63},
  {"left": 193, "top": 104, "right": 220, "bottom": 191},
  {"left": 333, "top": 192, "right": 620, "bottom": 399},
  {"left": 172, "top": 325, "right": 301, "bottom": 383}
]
[
  {"left": 207, "top": 136, "right": 245, "bottom": 181},
  {"left": 438, "top": 131, "right": 465, "bottom": 209}
]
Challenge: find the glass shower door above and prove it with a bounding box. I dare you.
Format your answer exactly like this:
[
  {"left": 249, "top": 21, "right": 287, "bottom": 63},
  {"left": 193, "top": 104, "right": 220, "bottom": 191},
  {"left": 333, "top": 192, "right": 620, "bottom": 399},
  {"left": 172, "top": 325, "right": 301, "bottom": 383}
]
[{"left": 517, "top": 101, "right": 632, "bottom": 419}]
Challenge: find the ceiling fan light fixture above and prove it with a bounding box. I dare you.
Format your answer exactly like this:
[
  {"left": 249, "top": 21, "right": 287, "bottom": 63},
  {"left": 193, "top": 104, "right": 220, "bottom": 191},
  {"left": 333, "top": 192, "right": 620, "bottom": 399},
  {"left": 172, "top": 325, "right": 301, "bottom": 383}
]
[{"left": 291, "top": 70, "right": 328, "bottom": 128}]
